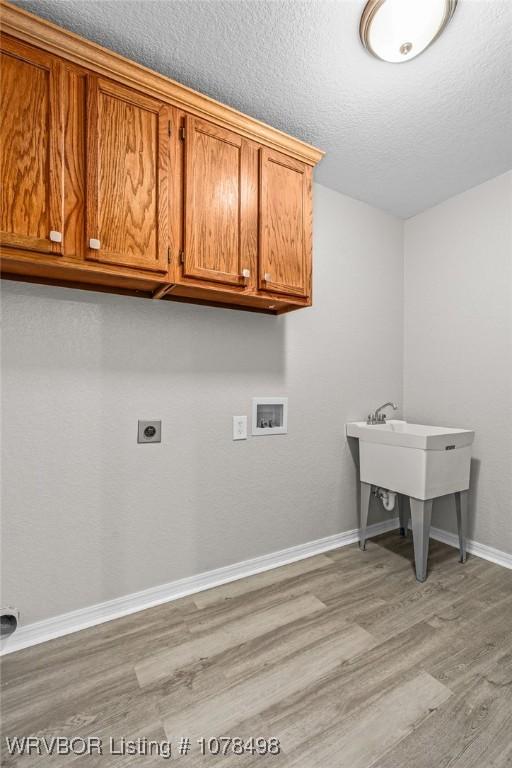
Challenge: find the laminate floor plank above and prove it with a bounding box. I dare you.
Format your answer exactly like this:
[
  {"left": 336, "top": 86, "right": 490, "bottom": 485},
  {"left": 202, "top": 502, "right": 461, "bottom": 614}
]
[
  {"left": 184, "top": 566, "right": 353, "bottom": 636},
  {"left": 284, "top": 671, "right": 452, "bottom": 768},
  {"left": 161, "top": 623, "right": 376, "bottom": 742},
  {"left": 376, "top": 650, "right": 512, "bottom": 768},
  {"left": 1, "top": 662, "right": 144, "bottom": 735},
  {"left": 2, "top": 532, "right": 512, "bottom": 768},
  {"left": 353, "top": 581, "right": 471, "bottom": 641},
  {"left": 1, "top": 696, "right": 164, "bottom": 768},
  {"left": 73, "top": 721, "right": 170, "bottom": 768},
  {"left": 135, "top": 593, "right": 326, "bottom": 688},
  {"left": 0, "top": 600, "right": 193, "bottom": 685},
  {"left": 425, "top": 594, "right": 512, "bottom": 693},
  {"left": 221, "top": 603, "right": 376, "bottom": 684},
  {"left": 142, "top": 602, "right": 361, "bottom": 714},
  {"left": 262, "top": 621, "right": 461, "bottom": 756},
  {"left": 192, "top": 554, "right": 334, "bottom": 609}
]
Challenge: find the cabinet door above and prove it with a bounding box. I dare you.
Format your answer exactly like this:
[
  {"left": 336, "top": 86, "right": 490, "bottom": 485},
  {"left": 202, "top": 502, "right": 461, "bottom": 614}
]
[
  {"left": 0, "top": 37, "right": 64, "bottom": 255},
  {"left": 182, "top": 116, "right": 251, "bottom": 287},
  {"left": 259, "top": 148, "right": 311, "bottom": 298},
  {"left": 86, "top": 76, "right": 168, "bottom": 273}
]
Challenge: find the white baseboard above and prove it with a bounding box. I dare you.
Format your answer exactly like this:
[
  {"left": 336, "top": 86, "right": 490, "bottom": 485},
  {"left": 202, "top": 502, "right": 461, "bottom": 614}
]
[
  {"left": 5, "top": 518, "right": 509, "bottom": 656},
  {"left": 0, "top": 517, "right": 397, "bottom": 656},
  {"left": 430, "top": 526, "right": 512, "bottom": 570}
]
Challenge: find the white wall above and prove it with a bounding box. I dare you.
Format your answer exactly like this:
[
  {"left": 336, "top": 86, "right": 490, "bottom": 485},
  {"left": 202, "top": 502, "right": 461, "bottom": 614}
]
[
  {"left": 404, "top": 171, "right": 512, "bottom": 553},
  {"left": 0, "top": 183, "right": 403, "bottom": 625}
]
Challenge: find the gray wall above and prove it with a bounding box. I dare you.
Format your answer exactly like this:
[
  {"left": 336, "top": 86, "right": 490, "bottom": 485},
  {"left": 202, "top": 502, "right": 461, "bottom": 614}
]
[
  {"left": 1, "top": 183, "right": 403, "bottom": 625},
  {"left": 403, "top": 171, "right": 512, "bottom": 553}
]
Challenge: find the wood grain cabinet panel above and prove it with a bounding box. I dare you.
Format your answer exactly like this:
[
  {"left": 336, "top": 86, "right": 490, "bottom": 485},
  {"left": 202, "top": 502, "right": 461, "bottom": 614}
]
[
  {"left": 85, "top": 76, "right": 169, "bottom": 273},
  {"left": 259, "top": 148, "right": 312, "bottom": 299},
  {"left": 0, "top": 36, "right": 64, "bottom": 255},
  {"left": 62, "top": 66, "right": 86, "bottom": 260},
  {"left": 182, "top": 116, "right": 252, "bottom": 287}
]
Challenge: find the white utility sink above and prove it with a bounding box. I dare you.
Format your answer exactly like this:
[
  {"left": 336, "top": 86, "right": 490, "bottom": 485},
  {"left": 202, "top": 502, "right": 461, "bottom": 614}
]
[
  {"left": 347, "top": 417, "right": 475, "bottom": 582},
  {"left": 346, "top": 420, "right": 474, "bottom": 500}
]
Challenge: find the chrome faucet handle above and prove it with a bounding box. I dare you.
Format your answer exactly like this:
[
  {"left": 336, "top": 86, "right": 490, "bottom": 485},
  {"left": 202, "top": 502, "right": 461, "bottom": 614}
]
[{"left": 368, "top": 402, "right": 398, "bottom": 425}]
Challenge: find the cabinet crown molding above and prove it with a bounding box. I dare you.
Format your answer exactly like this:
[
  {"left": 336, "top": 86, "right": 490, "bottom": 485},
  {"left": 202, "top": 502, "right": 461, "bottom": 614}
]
[{"left": 0, "top": 0, "right": 324, "bottom": 166}]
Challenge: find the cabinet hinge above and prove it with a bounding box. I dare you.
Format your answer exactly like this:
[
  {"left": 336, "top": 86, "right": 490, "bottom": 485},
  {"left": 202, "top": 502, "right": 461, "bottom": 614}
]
[
  {"left": 168, "top": 120, "right": 171, "bottom": 137},
  {"left": 179, "top": 126, "right": 185, "bottom": 141},
  {"left": 179, "top": 250, "right": 185, "bottom": 264}
]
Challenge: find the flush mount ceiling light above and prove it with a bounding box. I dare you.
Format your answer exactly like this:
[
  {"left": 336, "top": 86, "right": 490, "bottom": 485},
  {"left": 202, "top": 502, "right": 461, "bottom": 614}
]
[{"left": 360, "top": 0, "right": 458, "bottom": 63}]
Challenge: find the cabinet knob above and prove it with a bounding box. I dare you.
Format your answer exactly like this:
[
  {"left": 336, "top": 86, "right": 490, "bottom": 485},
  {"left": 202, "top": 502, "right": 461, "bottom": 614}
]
[
  {"left": 89, "top": 238, "right": 101, "bottom": 250},
  {"left": 241, "top": 268, "right": 250, "bottom": 279},
  {"left": 264, "top": 272, "right": 272, "bottom": 282},
  {"left": 49, "top": 230, "right": 62, "bottom": 243}
]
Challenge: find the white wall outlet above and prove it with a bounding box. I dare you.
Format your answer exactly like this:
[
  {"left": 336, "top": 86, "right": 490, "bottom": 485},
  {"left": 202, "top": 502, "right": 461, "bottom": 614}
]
[{"left": 233, "top": 415, "right": 247, "bottom": 440}]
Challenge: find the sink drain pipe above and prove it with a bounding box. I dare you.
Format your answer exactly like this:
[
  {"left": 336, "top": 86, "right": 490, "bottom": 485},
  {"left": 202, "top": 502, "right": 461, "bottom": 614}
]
[{"left": 374, "top": 487, "right": 397, "bottom": 512}]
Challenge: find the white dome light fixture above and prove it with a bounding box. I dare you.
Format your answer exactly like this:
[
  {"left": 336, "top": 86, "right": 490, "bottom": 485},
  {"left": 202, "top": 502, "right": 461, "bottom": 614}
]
[{"left": 360, "top": 0, "right": 458, "bottom": 63}]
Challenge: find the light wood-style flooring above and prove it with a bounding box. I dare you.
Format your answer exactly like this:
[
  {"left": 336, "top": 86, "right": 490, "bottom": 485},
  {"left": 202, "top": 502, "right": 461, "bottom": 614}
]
[{"left": 2, "top": 532, "right": 512, "bottom": 766}]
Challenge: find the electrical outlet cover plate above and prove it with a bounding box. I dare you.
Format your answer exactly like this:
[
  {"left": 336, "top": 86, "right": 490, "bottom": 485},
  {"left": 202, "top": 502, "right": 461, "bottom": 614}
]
[
  {"left": 138, "top": 420, "right": 161, "bottom": 443},
  {"left": 233, "top": 415, "right": 247, "bottom": 440}
]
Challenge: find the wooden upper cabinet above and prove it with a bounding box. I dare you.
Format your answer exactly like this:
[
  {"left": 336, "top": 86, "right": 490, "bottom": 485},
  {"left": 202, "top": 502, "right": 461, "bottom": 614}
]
[
  {"left": 0, "top": 1, "right": 323, "bottom": 311},
  {"left": 0, "top": 36, "right": 64, "bottom": 255},
  {"left": 182, "top": 115, "right": 252, "bottom": 287},
  {"left": 259, "top": 148, "right": 312, "bottom": 298},
  {"left": 85, "top": 76, "right": 169, "bottom": 273}
]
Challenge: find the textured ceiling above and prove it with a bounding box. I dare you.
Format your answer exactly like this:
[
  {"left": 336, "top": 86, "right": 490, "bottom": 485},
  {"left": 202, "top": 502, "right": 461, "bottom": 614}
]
[{"left": 12, "top": 0, "right": 512, "bottom": 218}]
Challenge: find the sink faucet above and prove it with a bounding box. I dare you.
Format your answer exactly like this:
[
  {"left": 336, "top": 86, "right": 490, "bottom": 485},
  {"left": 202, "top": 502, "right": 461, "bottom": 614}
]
[{"left": 367, "top": 402, "right": 398, "bottom": 425}]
